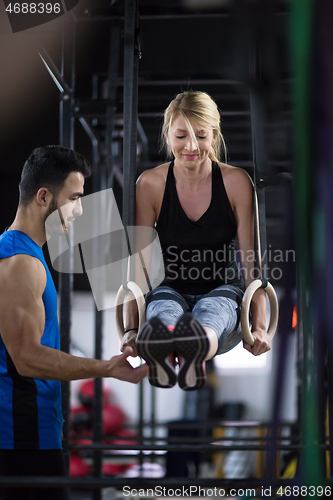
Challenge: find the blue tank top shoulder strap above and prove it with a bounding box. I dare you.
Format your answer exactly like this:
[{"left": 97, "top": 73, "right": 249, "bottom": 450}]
[{"left": 0, "top": 229, "right": 44, "bottom": 262}]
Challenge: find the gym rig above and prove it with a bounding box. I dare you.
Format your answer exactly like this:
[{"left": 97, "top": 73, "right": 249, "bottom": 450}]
[{"left": 2, "top": 0, "right": 333, "bottom": 498}]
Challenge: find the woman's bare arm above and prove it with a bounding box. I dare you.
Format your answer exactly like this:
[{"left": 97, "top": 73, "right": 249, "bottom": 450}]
[{"left": 223, "top": 165, "right": 271, "bottom": 356}]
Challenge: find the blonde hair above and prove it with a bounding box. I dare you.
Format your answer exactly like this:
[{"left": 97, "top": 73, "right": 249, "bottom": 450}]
[{"left": 161, "top": 91, "right": 227, "bottom": 163}]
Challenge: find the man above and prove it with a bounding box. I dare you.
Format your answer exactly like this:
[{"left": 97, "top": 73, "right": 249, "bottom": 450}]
[{"left": 0, "top": 146, "right": 147, "bottom": 499}]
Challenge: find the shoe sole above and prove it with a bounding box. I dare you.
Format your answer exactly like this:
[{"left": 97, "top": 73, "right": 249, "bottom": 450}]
[
  {"left": 174, "top": 314, "right": 209, "bottom": 391},
  {"left": 136, "top": 318, "right": 177, "bottom": 388}
]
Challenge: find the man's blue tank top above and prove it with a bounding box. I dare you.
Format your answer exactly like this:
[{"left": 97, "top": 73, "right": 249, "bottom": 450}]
[{"left": 0, "top": 230, "right": 63, "bottom": 450}]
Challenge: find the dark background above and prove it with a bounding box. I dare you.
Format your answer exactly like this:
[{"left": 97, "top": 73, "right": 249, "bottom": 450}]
[{"left": 0, "top": 0, "right": 293, "bottom": 290}]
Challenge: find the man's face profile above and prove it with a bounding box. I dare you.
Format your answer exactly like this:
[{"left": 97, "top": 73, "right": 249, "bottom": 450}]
[{"left": 45, "top": 172, "right": 84, "bottom": 236}]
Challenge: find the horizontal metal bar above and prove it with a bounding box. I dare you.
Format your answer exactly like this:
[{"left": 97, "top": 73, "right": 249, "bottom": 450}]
[
  {"left": 72, "top": 435, "right": 301, "bottom": 444},
  {"left": 115, "top": 420, "right": 297, "bottom": 431},
  {"left": 74, "top": 11, "right": 287, "bottom": 22},
  {"left": 128, "top": 420, "right": 297, "bottom": 428},
  {"left": 88, "top": 71, "right": 291, "bottom": 86},
  {"left": 74, "top": 13, "right": 230, "bottom": 22},
  {"left": 70, "top": 442, "right": 328, "bottom": 453},
  {"left": 136, "top": 79, "right": 242, "bottom": 86},
  {"left": 73, "top": 104, "right": 256, "bottom": 119}
]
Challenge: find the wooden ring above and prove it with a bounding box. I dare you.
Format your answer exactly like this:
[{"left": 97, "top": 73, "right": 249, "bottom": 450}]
[
  {"left": 115, "top": 281, "right": 146, "bottom": 340},
  {"left": 240, "top": 279, "right": 279, "bottom": 347}
]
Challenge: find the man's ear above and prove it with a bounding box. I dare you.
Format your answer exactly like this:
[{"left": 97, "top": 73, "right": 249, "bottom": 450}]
[{"left": 36, "top": 187, "right": 51, "bottom": 207}]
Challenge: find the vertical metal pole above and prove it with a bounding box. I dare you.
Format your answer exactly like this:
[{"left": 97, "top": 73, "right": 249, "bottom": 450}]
[
  {"left": 249, "top": 40, "right": 269, "bottom": 283},
  {"left": 93, "top": 321, "right": 103, "bottom": 500},
  {"left": 291, "top": 0, "right": 324, "bottom": 486},
  {"left": 77, "top": 117, "right": 104, "bottom": 500},
  {"left": 59, "top": 16, "right": 75, "bottom": 149},
  {"left": 123, "top": 0, "right": 139, "bottom": 231},
  {"left": 59, "top": 14, "right": 75, "bottom": 475},
  {"left": 92, "top": 167, "right": 103, "bottom": 500},
  {"left": 106, "top": 21, "right": 120, "bottom": 190},
  {"left": 150, "top": 386, "right": 156, "bottom": 463},
  {"left": 90, "top": 22, "right": 121, "bottom": 500},
  {"left": 123, "top": 0, "right": 143, "bottom": 471}
]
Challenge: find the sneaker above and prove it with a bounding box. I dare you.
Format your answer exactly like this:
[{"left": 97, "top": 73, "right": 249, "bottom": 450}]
[
  {"left": 174, "top": 313, "right": 209, "bottom": 391},
  {"left": 136, "top": 317, "right": 177, "bottom": 388}
]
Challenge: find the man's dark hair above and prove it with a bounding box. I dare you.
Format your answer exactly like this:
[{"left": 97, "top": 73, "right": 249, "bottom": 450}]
[{"left": 19, "top": 145, "right": 92, "bottom": 206}]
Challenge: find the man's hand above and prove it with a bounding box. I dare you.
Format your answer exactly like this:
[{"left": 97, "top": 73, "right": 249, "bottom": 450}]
[
  {"left": 108, "top": 347, "right": 147, "bottom": 383},
  {"left": 243, "top": 328, "right": 271, "bottom": 356}
]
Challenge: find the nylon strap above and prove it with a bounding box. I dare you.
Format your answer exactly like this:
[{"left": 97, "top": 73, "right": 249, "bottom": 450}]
[
  {"left": 123, "top": 0, "right": 140, "bottom": 283},
  {"left": 249, "top": 40, "right": 269, "bottom": 287}
]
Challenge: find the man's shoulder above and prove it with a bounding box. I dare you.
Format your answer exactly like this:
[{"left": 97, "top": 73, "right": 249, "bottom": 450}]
[
  {"left": 0, "top": 253, "right": 46, "bottom": 294},
  {"left": 0, "top": 229, "right": 15, "bottom": 258},
  {"left": 0, "top": 229, "right": 43, "bottom": 259}
]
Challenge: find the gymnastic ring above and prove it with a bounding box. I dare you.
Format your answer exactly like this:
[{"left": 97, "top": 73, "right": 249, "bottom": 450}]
[
  {"left": 240, "top": 279, "right": 279, "bottom": 347},
  {"left": 115, "top": 281, "right": 146, "bottom": 340}
]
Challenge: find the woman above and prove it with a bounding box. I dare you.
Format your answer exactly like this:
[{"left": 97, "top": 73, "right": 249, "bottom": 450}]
[{"left": 123, "top": 91, "right": 271, "bottom": 391}]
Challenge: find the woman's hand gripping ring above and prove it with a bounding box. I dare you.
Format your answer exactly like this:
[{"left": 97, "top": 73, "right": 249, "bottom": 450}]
[
  {"left": 240, "top": 279, "right": 279, "bottom": 347},
  {"left": 115, "top": 281, "right": 146, "bottom": 341}
]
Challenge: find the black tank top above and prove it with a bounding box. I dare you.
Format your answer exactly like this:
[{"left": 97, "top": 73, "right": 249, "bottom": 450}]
[{"left": 156, "top": 161, "right": 244, "bottom": 294}]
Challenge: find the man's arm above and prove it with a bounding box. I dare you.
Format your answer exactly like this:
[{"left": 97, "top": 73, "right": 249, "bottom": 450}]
[{"left": 0, "top": 254, "right": 147, "bottom": 382}]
